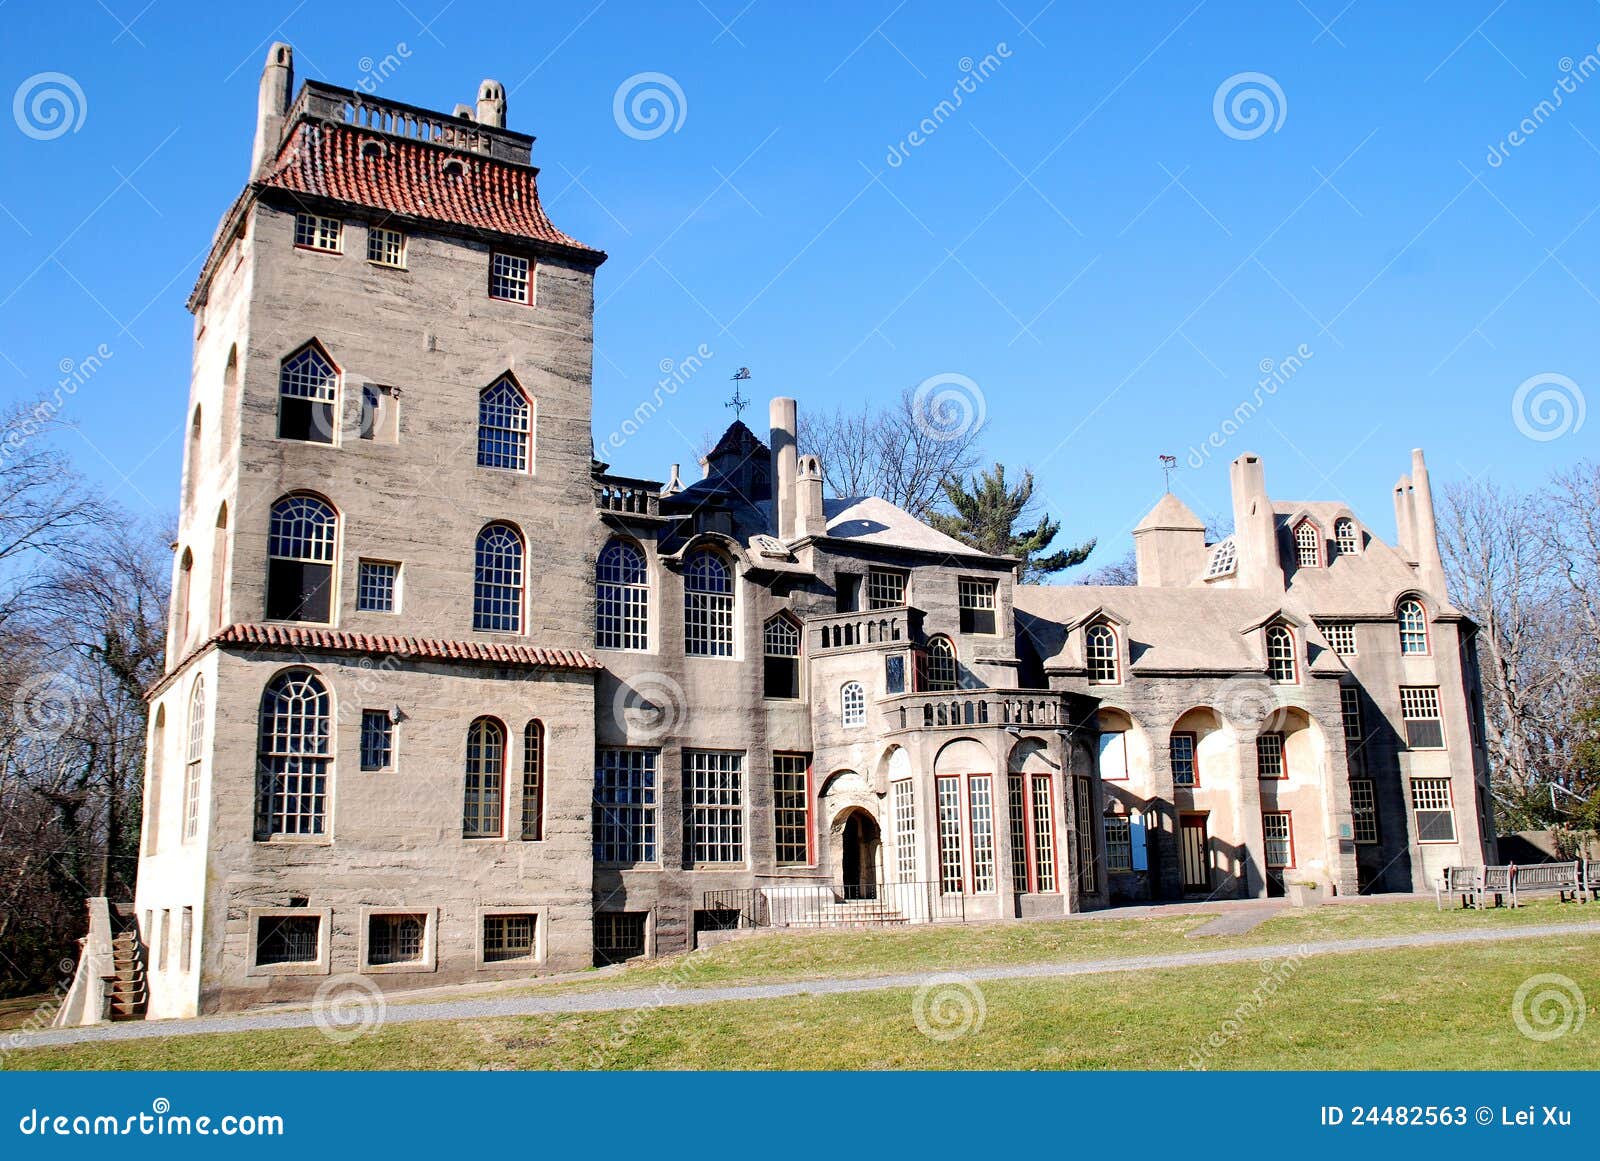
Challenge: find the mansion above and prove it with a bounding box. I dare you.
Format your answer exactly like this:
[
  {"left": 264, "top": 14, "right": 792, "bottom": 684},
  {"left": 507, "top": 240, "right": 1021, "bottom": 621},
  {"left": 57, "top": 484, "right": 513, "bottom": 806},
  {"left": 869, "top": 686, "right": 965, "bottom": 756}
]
[{"left": 118, "top": 47, "right": 1493, "bottom": 1018}]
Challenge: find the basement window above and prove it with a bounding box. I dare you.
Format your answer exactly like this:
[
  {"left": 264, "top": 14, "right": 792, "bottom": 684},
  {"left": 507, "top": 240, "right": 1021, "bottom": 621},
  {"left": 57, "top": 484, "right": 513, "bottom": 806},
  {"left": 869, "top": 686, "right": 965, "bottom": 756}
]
[
  {"left": 593, "top": 912, "right": 647, "bottom": 966},
  {"left": 255, "top": 914, "right": 321, "bottom": 965},
  {"left": 482, "top": 913, "right": 537, "bottom": 963},
  {"left": 367, "top": 913, "right": 426, "bottom": 966}
]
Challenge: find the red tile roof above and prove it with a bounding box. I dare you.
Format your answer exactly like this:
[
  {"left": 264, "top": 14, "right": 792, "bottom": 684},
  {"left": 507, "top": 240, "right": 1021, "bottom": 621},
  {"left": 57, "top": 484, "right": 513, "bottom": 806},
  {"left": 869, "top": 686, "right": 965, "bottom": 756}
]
[{"left": 258, "top": 119, "right": 603, "bottom": 258}]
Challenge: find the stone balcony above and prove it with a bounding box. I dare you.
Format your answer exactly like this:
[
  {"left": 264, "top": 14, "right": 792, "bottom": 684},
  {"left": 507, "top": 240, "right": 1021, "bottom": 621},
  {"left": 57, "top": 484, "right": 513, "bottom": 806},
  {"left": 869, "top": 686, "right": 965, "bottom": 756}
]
[
  {"left": 808, "top": 608, "right": 913, "bottom": 654},
  {"left": 878, "top": 689, "right": 1072, "bottom": 734},
  {"left": 593, "top": 474, "right": 663, "bottom": 517}
]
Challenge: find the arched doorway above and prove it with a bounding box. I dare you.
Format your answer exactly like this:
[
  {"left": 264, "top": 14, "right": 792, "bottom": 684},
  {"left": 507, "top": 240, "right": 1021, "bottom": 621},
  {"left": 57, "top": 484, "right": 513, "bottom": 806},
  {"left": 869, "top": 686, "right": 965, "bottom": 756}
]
[{"left": 840, "top": 809, "right": 881, "bottom": 899}]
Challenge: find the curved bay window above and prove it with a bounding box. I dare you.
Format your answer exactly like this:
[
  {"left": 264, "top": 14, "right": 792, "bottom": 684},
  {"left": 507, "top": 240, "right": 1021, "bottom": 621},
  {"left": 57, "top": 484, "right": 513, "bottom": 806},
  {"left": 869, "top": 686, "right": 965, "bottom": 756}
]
[
  {"left": 267, "top": 494, "right": 337, "bottom": 623},
  {"left": 474, "top": 523, "right": 524, "bottom": 632},
  {"left": 684, "top": 550, "right": 734, "bottom": 656},
  {"left": 763, "top": 615, "right": 801, "bottom": 699},
  {"left": 596, "top": 539, "right": 649, "bottom": 650},
  {"left": 463, "top": 717, "right": 506, "bottom": 838},
  {"left": 255, "top": 669, "right": 331, "bottom": 839}
]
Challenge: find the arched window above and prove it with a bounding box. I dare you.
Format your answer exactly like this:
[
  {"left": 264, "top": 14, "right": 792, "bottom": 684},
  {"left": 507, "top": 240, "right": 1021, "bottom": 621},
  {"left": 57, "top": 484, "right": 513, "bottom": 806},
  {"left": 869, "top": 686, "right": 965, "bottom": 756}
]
[
  {"left": 473, "top": 523, "right": 524, "bottom": 632},
  {"left": 477, "top": 376, "right": 531, "bottom": 471},
  {"left": 596, "top": 539, "right": 648, "bottom": 650},
  {"left": 463, "top": 717, "right": 506, "bottom": 838},
  {"left": 763, "top": 614, "right": 801, "bottom": 699},
  {"left": 684, "top": 550, "right": 734, "bottom": 656},
  {"left": 267, "top": 494, "right": 337, "bottom": 623},
  {"left": 184, "top": 677, "right": 206, "bottom": 842},
  {"left": 841, "top": 681, "right": 867, "bottom": 728},
  {"left": 211, "top": 503, "right": 229, "bottom": 631},
  {"left": 255, "top": 669, "right": 331, "bottom": 839},
  {"left": 1206, "top": 538, "right": 1237, "bottom": 580},
  {"left": 521, "top": 720, "right": 544, "bottom": 841},
  {"left": 175, "top": 548, "right": 194, "bottom": 649},
  {"left": 1294, "top": 521, "right": 1321, "bottom": 568},
  {"left": 1334, "top": 518, "right": 1359, "bottom": 555},
  {"left": 184, "top": 405, "right": 202, "bottom": 505},
  {"left": 277, "top": 341, "right": 338, "bottom": 443},
  {"left": 1266, "top": 624, "right": 1297, "bottom": 683},
  {"left": 924, "top": 635, "right": 958, "bottom": 692},
  {"left": 1398, "top": 598, "right": 1429, "bottom": 655},
  {"left": 1086, "top": 624, "right": 1119, "bottom": 684},
  {"left": 145, "top": 706, "right": 166, "bottom": 856}
]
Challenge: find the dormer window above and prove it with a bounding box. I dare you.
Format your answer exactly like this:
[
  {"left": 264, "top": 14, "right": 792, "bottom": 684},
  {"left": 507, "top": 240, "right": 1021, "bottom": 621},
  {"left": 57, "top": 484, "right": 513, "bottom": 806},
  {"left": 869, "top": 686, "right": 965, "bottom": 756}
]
[
  {"left": 1205, "top": 538, "right": 1237, "bottom": 580},
  {"left": 293, "top": 212, "right": 342, "bottom": 253},
  {"left": 1266, "top": 624, "right": 1297, "bottom": 683},
  {"left": 1293, "top": 521, "right": 1321, "bottom": 568},
  {"left": 1398, "top": 598, "right": 1429, "bottom": 655},
  {"left": 1086, "top": 623, "right": 1119, "bottom": 684},
  {"left": 1334, "top": 518, "right": 1359, "bottom": 555}
]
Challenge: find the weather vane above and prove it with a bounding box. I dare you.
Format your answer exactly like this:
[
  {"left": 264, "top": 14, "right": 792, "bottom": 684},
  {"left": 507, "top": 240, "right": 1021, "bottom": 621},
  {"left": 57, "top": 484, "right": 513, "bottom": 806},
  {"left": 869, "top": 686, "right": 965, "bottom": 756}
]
[
  {"left": 727, "top": 367, "right": 752, "bottom": 420},
  {"left": 1160, "top": 454, "right": 1177, "bottom": 492}
]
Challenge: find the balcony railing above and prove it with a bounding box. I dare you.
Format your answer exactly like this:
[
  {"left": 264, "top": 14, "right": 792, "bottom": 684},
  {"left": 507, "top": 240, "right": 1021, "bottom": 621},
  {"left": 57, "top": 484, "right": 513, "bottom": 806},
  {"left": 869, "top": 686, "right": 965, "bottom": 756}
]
[
  {"left": 809, "top": 608, "right": 910, "bottom": 653},
  {"left": 593, "top": 474, "right": 662, "bottom": 516},
  {"left": 879, "top": 689, "right": 1071, "bottom": 733}
]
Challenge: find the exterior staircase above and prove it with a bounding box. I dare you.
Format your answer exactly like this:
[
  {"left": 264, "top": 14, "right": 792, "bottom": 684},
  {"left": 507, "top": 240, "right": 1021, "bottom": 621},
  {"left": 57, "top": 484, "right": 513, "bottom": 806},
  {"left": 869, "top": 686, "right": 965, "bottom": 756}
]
[{"left": 107, "top": 907, "right": 147, "bottom": 1020}]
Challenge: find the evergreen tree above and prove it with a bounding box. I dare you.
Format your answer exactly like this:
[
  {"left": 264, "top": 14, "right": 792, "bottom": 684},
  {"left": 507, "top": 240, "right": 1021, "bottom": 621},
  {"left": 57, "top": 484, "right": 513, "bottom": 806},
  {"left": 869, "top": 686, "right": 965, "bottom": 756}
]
[{"left": 929, "top": 463, "right": 1094, "bottom": 582}]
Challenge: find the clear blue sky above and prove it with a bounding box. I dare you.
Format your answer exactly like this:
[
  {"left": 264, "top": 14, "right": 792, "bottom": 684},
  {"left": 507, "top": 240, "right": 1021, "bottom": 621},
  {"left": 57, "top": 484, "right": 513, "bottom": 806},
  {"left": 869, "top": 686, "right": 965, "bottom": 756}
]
[{"left": 1, "top": 1, "right": 1595, "bottom": 575}]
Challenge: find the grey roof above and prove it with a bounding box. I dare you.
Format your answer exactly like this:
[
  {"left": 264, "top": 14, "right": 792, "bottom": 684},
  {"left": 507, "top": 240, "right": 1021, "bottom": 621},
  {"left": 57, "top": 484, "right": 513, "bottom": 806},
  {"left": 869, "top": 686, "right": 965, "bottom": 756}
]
[
  {"left": 822, "top": 496, "right": 993, "bottom": 559},
  {"left": 1272, "top": 502, "right": 1460, "bottom": 616}
]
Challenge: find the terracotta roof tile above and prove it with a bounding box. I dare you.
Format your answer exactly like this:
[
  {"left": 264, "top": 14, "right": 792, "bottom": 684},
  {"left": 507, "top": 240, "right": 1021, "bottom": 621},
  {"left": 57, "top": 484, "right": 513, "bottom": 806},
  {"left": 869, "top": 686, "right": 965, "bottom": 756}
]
[{"left": 258, "top": 120, "right": 603, "bottom": 258}]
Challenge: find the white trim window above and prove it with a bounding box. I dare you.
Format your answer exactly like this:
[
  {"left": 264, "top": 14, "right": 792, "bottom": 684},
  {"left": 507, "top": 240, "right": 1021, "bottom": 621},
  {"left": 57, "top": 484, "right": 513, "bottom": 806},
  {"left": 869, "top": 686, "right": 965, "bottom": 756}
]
[
  {"left": 462, "top": 717, "right": 506, "bottom": 838},
  {"left": 356, "top": 560, "right": 399, "bottom": 613},
  {"left": 771, "top": 753, "right": 810, "bottom": 866},
  {"left": 841, "top": 681, "right": 867, "bottom": 728},
  {"left": 1398, "top": 599, "right": 1429, "bottom": 655},
  {"left": 1350, "top": 778, "right": 1379, "bottom": 844},
  {"left": 866, "top": 568, "right": 906, "bottom": 609},
  {"left": 1206, "top": 538, "right": 1237, "bottom": 579},
  {"left": 684, "top": 551, "right": 735, "bottom": 657},
  {"left": 360, "top": 708, "right": 394, "bottom": 772},
  {"left": 1266, "top": 624, "right": 1297, "bottom": 683},
  {"left": 958, "top": 578, "right": 997, "bottom": 634},
  {"left": 277, "top": 344, "right": 338, "bottom": 444},
  {"left": 489, "top": 252, "right": 531, "bottom": 303},
  {"left": 1399, "top": 686, "right": 1445, "bottom": 749},
  {"left": 294, "top": 212, "right": 341, "bottom": 252},
  {"left": 183, "top": 677, "right": 205, "bottom": 841},
  {"left": 473, "top": 523, "right": 524, "bottom": 633},
  {"left": 255, "top": 669, "right": 331, "bottom": 839},
  {"left": 1324, "top": 622, "right": 1357, "bottom": 656},
  {"left": 366, "top": 226, "right": 405, "bottom": 267},
  {"left": 1098, "top": 730, "right": 1129, "bottom": 781},
  {"left": 1086, "top": 623, "right": 1119, "bottom": 684},
  {"left": 892, "top": 779, "right": 917, "bottom": 883},
  {"left": 596, "top": 540, "right": 649, "bottom": 650},
  {"left": 1256, "top": 731, "right": 1286, "bottom": 779},
  {"left": 477, "top": 377, "right": 532, "bottom": 472},
  {"left": 1410, "top": 777, "right": 1456, "bottom": 843},
  {"left": 1294, "top": 522, "right": 1322, "bottom": 567},
  {"left": 936, "top": 775, "right": 964, "bottom": 894},
  {"left": 1334, "top": 518, "right": 1359, "bottom": 554},
  {"left": 684, "top": 750, "right": 743, "bottom": 865},
  {"left": 1262, "top": 811, "right": 1294, "bottom": 868},
  {"left": 594, "top": 749, "right": 657, "bottom": 864},
  {"left": 482, "top": 913, "right": 536, "bottom": 963}
]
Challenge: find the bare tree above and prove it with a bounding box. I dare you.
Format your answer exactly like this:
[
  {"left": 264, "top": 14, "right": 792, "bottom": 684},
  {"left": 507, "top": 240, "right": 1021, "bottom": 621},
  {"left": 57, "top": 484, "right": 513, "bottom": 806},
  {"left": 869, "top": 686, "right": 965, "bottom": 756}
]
[{"left": 799, "top": 387, "right": 982, "bottom": 519}]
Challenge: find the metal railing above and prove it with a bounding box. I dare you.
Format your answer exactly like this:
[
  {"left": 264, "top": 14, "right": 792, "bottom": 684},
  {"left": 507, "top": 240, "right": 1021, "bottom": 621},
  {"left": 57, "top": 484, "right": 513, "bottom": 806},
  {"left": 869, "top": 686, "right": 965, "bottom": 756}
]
[{"left": 703, "top": 881, "right": 965, "bottom": 929}]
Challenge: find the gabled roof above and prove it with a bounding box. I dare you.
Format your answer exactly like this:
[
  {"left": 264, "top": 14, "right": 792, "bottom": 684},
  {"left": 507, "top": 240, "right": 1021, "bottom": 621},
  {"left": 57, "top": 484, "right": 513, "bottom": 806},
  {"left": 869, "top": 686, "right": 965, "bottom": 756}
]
[
  {"left": 1271, "top": 502, "right": 1460, "bottom": 616},
  {"left": 821, "top": 496, "right": 997, "bottom": 559}
]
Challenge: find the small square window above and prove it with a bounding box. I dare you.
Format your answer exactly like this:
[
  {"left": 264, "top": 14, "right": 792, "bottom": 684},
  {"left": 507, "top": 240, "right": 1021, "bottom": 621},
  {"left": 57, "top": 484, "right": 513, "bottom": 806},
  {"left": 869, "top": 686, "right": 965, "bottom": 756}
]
[
  {"left": 1324, "top": 622, "right": 1357, "bottom": 656},
  {"left": 489, "top": 252, "right": 531, "bottom": 303},
  {"left": 483, "top": 913, "right": 536, "bottom": 963},
  {"left": 367, "top": 226, "right": 406, "bottom": 268},
  {"left": 360, "top": 709, "right": 394, "bottom": 771},
  {"left": 255, "top": 914, "right": 321, "bottom": 965},
  {"left": 293, "top": 212, "right": 342, "bottom": 253},
  {"left": 357, "top": 560, "right": 399, "bottom": 613},
  {"left": 866, "top": 568, "right": 906, "bottom": 609}
]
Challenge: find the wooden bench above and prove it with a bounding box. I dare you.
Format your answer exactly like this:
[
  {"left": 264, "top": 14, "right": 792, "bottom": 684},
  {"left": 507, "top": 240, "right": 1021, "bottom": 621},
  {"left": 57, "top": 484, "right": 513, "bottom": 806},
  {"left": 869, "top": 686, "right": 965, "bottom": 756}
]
[
  {"left": 1509, "top": 860, "right": 1587, "bottom": 907},
  {"left": 1437, "top": 866, "right": 1490, "bottom": 910}
]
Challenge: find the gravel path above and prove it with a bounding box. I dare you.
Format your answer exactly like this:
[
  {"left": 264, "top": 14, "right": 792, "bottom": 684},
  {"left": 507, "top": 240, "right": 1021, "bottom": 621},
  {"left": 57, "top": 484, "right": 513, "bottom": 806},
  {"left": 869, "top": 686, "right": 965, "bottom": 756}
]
[{"left": 14, "top": 920, "right": 1598, "bottom": 1052}]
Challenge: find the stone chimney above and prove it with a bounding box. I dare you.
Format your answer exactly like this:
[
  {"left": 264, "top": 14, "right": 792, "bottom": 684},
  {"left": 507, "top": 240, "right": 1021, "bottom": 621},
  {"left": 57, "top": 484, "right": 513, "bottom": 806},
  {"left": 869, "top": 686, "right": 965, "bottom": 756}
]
[
  {"left": 476, "top": 79, "right": 506, "bottom": 128},
  {"left": 251, "top": 43, "right": 295, "bottom": 177},
  {"left": 1392, "top": 475, "right": 1415, "bottom": 560},
  {"left": 1409, "top": 449, "right": 1448, "bottom": 598},
  {"left": 1132, "top": 493, "right": 1207, "bottom": 587},
  {"left": 796, "top": 454, "right": 827, "bottom": 539},
  {"left": 1228, "top": 452, "right": 1283, "bottom": 593},
  {"left": 769, "top": 397, "right": 798, "bottom": 540}
]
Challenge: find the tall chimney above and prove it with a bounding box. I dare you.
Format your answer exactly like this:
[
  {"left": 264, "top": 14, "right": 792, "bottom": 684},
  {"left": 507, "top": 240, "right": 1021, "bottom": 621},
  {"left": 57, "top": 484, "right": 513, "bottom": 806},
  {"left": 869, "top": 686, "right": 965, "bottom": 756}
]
[
  {"left": 476, "top": 79, "right": 506, "bottom": 128},
  {"left": 1409, "top": 449, "right": 1448, "bottom": 598},
  {"left": 769, "top": 397, "right": 798, "bottom": 540},
  {"left": 796, "top": 455, "right": 827, "bottom": 539},
  {"left": 1392, "top": 475, "right": 1415, "bottom": 560},
  {"left": 1228, "top": 453, "right": 1283, "bottom": 593},
  {"left": 251, "top": 43, "right": 294, "bottom": 177}
]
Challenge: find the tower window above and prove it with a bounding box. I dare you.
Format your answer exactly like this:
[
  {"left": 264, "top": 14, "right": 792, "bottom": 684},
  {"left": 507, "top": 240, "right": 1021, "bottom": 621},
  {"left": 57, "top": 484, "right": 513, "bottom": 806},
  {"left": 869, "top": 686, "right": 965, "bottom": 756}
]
[
  {"left": 360, "top": 709, "right": 394, "bottom": 771},
  {"left": 366, "top": 226, "right": 405, "bottom": 268},
  {"left": 1350, "top": 778, "right": 1379, "bottom": 844},
  {"left": 473, "top": 522, "right": 524, "bottom": 633},
  {"left": 277, "top": 343, "right": 339, "bottom": 444},
  {"left": 1410, "top": 777, "right": 1456, "bottom": 842},
  {"left": 521, "top": 720, "right": 544, "bottom": 841},
  {"left": 183, "top": 677, "right": 205, "bottom": 841},
  {"left": 866, "top": 568, "right": 906, "bottom": 609},
  {"left": 1334, "top": 518, "right": 1359, "bottom": 555},
  {"left": 266, "top": 494, "right": 337, "bottom": 623},
  {"left": 489, "top": 252, "right": 531, "bottom": 303},
  {"left": 293, "top": 212, "right": 342, "bottom": 253},
  {"left": 255, "top": 668, "right": 331, "bottom": 839},
  {"left": 356, "top": 560, "right": 399, "bottom": 613},
  {"left": 596, "top": 540, "right": 649, "bottom": 650},
  {"left": 1399, "top": 686, "right": 1444, "bottom": 749},
  {"left": 477, "top": 376, "right": 532, "bottom": 472}
]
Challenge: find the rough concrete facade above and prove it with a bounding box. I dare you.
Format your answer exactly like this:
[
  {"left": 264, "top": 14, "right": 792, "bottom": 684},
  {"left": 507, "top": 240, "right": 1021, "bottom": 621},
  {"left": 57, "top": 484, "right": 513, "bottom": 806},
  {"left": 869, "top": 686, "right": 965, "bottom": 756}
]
[{"left": 128, "top": 49, "right": 1495, "bottom": 1019}]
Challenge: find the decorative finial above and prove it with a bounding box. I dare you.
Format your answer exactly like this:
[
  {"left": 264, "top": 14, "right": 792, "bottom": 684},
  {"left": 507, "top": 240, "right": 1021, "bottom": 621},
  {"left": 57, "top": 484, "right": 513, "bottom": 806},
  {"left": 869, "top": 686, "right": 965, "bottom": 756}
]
[
  {"left": 1160, "top": 454, "right": 1177, "bottom": 492},
  {"left": 727, "top": 367, "right": 752, "bottom": 420}
]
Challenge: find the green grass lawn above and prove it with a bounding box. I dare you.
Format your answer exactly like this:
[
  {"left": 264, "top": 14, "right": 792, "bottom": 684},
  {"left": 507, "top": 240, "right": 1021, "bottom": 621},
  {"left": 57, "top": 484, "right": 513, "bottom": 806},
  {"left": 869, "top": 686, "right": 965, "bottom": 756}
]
[
  {"left": 471, "top": 896, "right": 1600, "bottom": 1001},
  {"left": 13, "top": 931, "right": 1597, "bottom": 1070}
]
